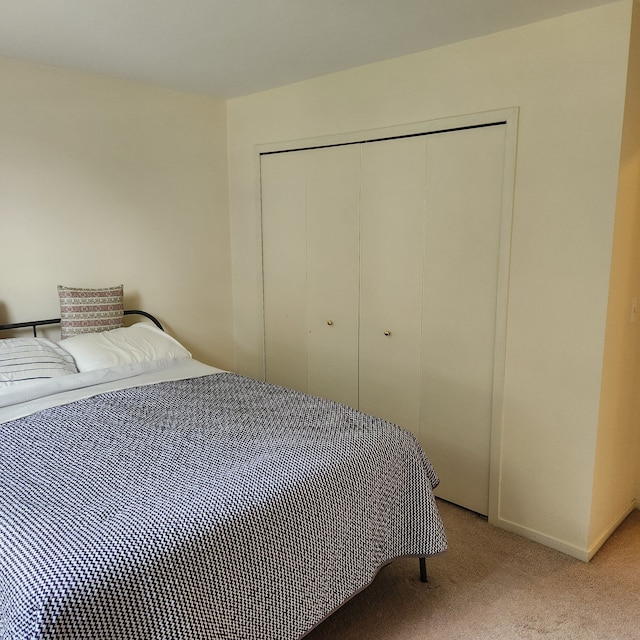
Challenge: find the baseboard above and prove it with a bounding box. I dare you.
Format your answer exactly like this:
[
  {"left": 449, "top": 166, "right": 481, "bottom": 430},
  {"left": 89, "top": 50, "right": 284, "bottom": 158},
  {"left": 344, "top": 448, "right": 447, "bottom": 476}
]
[
  {"left": 491, "top": 516, "right": 591, "bottom": 561},
  {"left": 493, "top": 499, "right": 638, "bottom": 563},
  {"left": 586, "top": 499, "right": 638, "bottom": 561}
]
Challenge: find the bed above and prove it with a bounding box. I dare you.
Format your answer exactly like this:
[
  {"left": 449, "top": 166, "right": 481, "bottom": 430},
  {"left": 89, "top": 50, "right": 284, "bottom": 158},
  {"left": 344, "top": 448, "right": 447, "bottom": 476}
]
[{"left": 0, "top": 311, "right": 447, "bottom": 640}]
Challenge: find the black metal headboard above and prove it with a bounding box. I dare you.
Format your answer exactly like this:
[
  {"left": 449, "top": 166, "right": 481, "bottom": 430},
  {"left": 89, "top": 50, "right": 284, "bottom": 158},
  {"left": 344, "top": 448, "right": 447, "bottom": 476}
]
[{"left": 0, "top": 310, "right": 163, "bottom": 337}]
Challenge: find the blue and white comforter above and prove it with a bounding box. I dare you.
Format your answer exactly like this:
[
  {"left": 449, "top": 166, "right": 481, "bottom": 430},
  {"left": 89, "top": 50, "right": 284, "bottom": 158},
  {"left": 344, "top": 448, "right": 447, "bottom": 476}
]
[{"left": 0, "top": 371, "right": 447, "bottom": 639}]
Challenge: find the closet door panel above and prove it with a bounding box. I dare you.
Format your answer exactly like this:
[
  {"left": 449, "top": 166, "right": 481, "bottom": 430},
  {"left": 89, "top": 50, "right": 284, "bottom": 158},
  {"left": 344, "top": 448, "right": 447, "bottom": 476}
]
[
  {"left": 261, "top": 151, "right": 309, "bottom": 392},
  {"left": 306, "top": 145, "right": 360, "bottom": 408},
  {"left": 262, "top": 123, "right": 510, "bottom": 517},
  {"left": 359, "top": 137, "right": 426, "bottom": 434},
  {"left": 420, "top": 125, "right": 506, "bottom": 515}
]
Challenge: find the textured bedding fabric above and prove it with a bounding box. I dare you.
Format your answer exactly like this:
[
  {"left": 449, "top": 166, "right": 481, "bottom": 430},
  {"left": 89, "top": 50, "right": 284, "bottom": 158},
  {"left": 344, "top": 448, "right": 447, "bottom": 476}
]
[{"left": 0, "top": 373, "right": 447, "bottom": 640}]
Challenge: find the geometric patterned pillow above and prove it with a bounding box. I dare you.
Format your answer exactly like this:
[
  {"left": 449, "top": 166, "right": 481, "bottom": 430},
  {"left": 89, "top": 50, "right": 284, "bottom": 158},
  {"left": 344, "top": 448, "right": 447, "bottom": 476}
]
[{"left": 58, "top": 284, "right": 124, "bottom": 339}]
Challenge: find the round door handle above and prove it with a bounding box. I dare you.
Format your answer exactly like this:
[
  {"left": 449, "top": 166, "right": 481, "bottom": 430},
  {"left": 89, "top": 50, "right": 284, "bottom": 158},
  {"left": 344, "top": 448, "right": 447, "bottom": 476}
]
[
  {"left": 383, "top": 330, "right": 391, "bottom": 336},
  {"left": 327, "top": 320, "right": 334, "bottom": 326}
]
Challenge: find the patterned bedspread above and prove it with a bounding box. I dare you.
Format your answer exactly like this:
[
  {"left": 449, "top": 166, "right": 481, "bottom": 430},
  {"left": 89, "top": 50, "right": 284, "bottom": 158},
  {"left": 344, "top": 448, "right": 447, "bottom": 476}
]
[{"left": 0, "top": 373, "right": 447, "bottom": 640}]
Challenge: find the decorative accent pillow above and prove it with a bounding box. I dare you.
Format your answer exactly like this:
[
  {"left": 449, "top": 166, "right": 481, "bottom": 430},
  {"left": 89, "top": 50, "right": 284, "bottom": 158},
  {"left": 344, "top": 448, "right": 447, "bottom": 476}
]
[
  {"left": 58, "top": 285, "right": 124, "bottom": 339},
  {"left": 0, "top": 337, "right": 78, "bottom": 385},
  {"left": 58, "top": 323, "right": 192, "bottom": 372}
]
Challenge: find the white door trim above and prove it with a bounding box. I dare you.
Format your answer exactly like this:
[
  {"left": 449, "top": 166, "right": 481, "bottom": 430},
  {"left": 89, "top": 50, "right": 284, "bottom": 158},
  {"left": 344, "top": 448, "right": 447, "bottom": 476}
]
[{"left": 256, "top": 107, "right": 519, "bottom": 523}]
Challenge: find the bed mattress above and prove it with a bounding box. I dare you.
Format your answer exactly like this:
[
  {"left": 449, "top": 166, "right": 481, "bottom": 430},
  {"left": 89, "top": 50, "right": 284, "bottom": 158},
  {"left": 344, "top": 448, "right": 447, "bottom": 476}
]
[{"left": 0, "top": 366, "right": 446, "bottom": 639}]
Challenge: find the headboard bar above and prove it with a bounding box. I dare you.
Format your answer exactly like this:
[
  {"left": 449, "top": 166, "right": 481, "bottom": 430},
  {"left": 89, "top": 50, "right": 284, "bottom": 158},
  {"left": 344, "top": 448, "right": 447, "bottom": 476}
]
[
  {"left": 0, "top": 310, "right": 163, "bottom": 336},
  {"left": 123, "top": 310, "right": 163, "bottom": 330}
]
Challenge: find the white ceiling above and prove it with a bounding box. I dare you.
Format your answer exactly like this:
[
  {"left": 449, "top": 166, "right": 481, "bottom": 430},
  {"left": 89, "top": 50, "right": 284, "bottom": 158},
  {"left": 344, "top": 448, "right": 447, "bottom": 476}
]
[{"left": 0, "top": 0, "right": 620, "bottom": 98}]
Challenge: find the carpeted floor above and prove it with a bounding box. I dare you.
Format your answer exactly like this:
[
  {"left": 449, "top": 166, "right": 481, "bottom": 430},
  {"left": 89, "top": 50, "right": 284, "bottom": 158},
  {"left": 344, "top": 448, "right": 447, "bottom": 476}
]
[{"left": 305, "top": 499, "right": 640, "bottom": 639}]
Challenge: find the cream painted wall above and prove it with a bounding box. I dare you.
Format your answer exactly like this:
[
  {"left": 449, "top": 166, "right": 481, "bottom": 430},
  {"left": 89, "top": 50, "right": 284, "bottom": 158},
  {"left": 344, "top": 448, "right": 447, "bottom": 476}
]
[
  {"left": 0, "top": 57, "right": 233, "bottom": 369},
  {"left": 590, "top": 0, "right": 640, "bottom": 554},
  {"left": 227, "top": 2, "right": 632, "bottom": 558}
]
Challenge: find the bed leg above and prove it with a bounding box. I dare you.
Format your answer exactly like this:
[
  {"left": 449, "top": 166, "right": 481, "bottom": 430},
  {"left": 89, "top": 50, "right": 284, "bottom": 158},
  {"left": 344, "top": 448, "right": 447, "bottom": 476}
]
[{"left": 419, "top": 557, "right": 428, "bottom": 583}]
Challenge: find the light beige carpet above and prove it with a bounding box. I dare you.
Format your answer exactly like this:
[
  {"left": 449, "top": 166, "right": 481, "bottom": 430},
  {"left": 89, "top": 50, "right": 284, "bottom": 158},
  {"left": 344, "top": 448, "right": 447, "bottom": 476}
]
[{"left": 305, "top": 499, "right": 640, "bottom": 639}]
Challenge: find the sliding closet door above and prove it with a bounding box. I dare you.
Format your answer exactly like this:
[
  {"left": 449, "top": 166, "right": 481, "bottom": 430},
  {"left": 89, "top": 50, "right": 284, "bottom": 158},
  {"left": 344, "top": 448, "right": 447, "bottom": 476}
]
[
  {"left": 358, "top": 138, "right": 426, "bottom": 434},
  {"left": 261, "top": 151, "right": 308, "bottom": 393},
  {"left": 262, "top": 122, "right": 510, "bottom": 516},
  {"left": 420, "top": 125, "right": 506, "bottom": 515},
  {"left": 261, "top": 146, "right": 360, "bottom": 407},
  {"left": 305, "top": 146, "right": 360, "bottom": 407}
]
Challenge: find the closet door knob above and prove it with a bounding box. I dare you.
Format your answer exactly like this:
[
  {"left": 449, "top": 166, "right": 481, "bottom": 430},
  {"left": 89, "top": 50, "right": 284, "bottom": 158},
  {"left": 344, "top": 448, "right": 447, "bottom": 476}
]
[
  {"left": 383, "top": 330, "right": 391, "bottom": 336},
  {"left": 327, "top": 320, "right": 334, "bottom": 326}
]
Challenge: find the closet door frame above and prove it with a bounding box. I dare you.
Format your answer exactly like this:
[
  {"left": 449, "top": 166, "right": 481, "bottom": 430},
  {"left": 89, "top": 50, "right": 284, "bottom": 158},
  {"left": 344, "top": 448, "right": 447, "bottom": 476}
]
[{"left": 256, "top": 107, "right": 519, "bottom": 525}]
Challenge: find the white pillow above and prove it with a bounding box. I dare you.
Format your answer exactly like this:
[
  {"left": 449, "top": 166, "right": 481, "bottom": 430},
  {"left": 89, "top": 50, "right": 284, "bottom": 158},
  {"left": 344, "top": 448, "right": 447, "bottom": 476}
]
[
  {"left": 59, "top": 323, "right": 192, "bottom": 372},
  {"left": 0, "top": 337, "right": 78, "bottom": 385}
]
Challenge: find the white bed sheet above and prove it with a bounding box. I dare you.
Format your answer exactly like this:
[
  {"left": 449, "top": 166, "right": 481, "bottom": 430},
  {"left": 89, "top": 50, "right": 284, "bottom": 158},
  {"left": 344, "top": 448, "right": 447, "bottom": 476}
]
[{"left": 0, "top": 358, "right": 224, "bottom": 424}]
